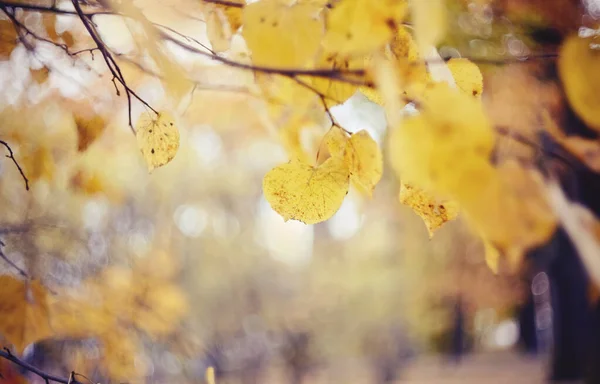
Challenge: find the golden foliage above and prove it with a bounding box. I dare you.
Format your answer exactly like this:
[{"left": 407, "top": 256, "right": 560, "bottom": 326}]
[
  {"left": 446, "top": 58, "right": 483, "bottom": 97},
  {"left": 398, "top": 183, "right": 459, "bottom": 237},
  {"left": 344, "top": 130, "right": 383, "bottom": 197},
  {"left": 136, "top": 111, "right": 180, "bottom": 172},
  {"left": 322, "top": 0, "right": 407, "bottom": 57},
  {"left": 263, "top": 157, "right": 350, "bottom": 224},
  {"left": 559, "top": 35, "right": 600, "bottom": 132},
  {"left": 0, "top": 20, "right": 17, "bottom": 60},
  {"left": 0, "top": 277, "right": 52, "bottom": 353},
  {"left": 242, "top": 0, "right": 323, "bottom": 68}
]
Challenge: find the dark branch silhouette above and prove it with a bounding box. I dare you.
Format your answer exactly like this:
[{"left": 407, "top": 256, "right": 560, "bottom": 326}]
[
  {"left": 0, "top": 240, "right": 28, "bottom": 278},
  {"left": 0, "top": 348, "right": 83, "bottom": 384},
  {"left": 202, "top": 0, "right": 244, "bottom": 8},
  {"left": 0, "top": 140, "right": 29, "bottom": 191}
]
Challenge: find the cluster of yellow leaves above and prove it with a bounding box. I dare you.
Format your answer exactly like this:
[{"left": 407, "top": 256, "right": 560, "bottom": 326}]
[
  {"left": 0, "top": 252, "right": 188, "bottom": 381},
  {"left": 263, "top": 127, "right": 382, "bottom": 224},
  {"left": 388, "top": 83, "right": 556, "bottom": 267}
]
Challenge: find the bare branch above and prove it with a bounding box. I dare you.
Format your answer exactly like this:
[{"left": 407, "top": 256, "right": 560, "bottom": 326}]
[
  {"left": 70, "top": 0, "right": 157, "bottom": 131},
  {"left": 202, "top": 0, "right": 244, "bottom": 7},
  {"left": 0, "top": 140, "right": 29, "bottom": 191},
  {"left": 0, "top": 348, "right": 84, "bottom": 384}
]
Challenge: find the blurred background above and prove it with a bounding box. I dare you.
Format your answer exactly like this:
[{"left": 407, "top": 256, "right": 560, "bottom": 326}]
[{"left": 1, "top": 0, "right": 597, "bottom": 383}]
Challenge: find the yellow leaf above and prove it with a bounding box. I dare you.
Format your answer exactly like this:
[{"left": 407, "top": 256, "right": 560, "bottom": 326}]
[
  {"left": 388, "top": 84, "right": 494, "bottom": 194},
  {"left": 324, "top": 125, "right": 349, "bottom": 158},
  {"left": 135, "top": 111, "right": 180, "bottom": 172},
  {"left": 0, "top": 277, "right": 52, "bottom": 353},
  {"left": 307, "top": 53, "right": 361, "bottom": 107},
  {"left": 206, "top": 7, "right": 233, "bottom": 53},
  {"left": 389, "top": 26, "right": 419, "bottom": 61},
  {"left": 410, "top": 0, "right": 446, "bottom": 54},
  {"left": 74, "top": 114, "right": 106, "bottom": 152},
  {"left": 101, "top": 330, "right": 144, "bottom": 379},
  {"left": 206, "top": 0, "right": 244, "bottom": 32},
  {"left": 398, "top": 183, "right": 459, "bottom": 237},
  {"left": 242, "top": 0, "right": 323, "bottom": 68},
  {"left": 263, "top": 157, "right": 350, "bottom": 224},
  {"left": 446, "top": 58, "right": 483, "bottom": 97},
  {"left": 323, "top": 0, "right": 407, "bottom": 57},
  {"left": 558, "top": 35, "right": 600, "bottom": 132},
  {"left": 344, "top": 130, "right": 383, "bottom": 196}
]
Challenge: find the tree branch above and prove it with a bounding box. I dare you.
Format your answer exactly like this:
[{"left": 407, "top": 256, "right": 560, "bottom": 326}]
[
  {"left": 202, "top": 0, "right": 244, "bottom": 7},
  {"left": 0, "top": 348, "right": 83, "bottom": 384},
  {"left": 0, "top": 240, "right": 27, "bottom": 278},
  {"left": 70, "top": 0, "right": 157, "bottom": 131},
  {"left": 0, "top": 140, "right": 29, "bottom": 191}
]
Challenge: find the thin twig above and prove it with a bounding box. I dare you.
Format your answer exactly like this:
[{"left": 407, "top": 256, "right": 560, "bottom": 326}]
[
  {"left": 202, "top": 0, "right": 244, "bottom": 8},
  {"left": 70, "top": 0, "right": 157, "bottom": 131},
  {"left": 0, "top": 348, "right": 83, "bottom": 384},
  {"left": 0, "top": 140, "right": 29, "bottom": 191},
  {"left": 0, "top": 244, "right": 27, "bottom": 278}
]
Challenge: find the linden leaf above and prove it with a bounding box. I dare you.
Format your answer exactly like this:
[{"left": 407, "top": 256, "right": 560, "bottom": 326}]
[
  {"left": 388, "top": 84, "right": 495, "bottom": 194},
  {"left": 129, "top": 283, "right": 189, "bottom": 337},
  {"left": 30, "top": 67, "right": 50, "bottom": 85},
  {"left": 0, "top": 277, "right": 52, "bottom": 353},
  {"left": 324, "top": 125, "right": 349, "bottom": 158},
  {"left": 263, "top": 157, "right": 350, "bottom": 224},
  {"left": 398, "top": 183, "right": 459, "bottom": 237},
  {"left": 447, "top": 58, "right": 483, "bottom": 97},
  {"left": 242, "top": 0, "right": 323, "bottom": 68},
  {"left": 558, "top": 35, "right": 600, "bottom": 132},
  {"left": 135, "top": 111, "right": 180, "bottom": 172},
  {"left": 344, "top": 130, "right": 383, "bottom": 197},
  {"left": 74, "top": 113, "right": 106, "bottom": 152},
  {"left": 323, "top": 0, "right": 407, "bottom": 57},
  {"left": 390, "top": 26, "right": 419, "bottom": 61}
]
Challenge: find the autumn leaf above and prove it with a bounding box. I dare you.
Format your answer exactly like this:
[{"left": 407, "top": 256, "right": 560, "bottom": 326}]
[
  {"left": 324, "top": 125, "right": 349, "bottom": 159},
  {"left": 558, "top": 35, "right": 600, "bottom": 132},
  {"left": 447, "top": 58, "right": 484, "bottom": 97},
  {"left": 0, "top": 357, "right": 26, "bottom": 384},
  {"left": 263, "top": 157, "right": 350, "bottom": 224},
  {"left": 399, "top": 183, "right": 459, "bottom": 237},
  {"left": 0, "top": 277, "right": 52, "bottom": 353},
  {"left": 242, "top": 0, "right": 323, "bottom": 68},
  {"left": 30, "top": 67, "right": 50, "bottom": 85},
  {"left": 344, "top": 130, "right": 383, "bottom": 197},
  {"left": 136, "top": 111, "right": 180, "bottom": 172},
  {"left": 322, "top": 0, "right": 407, "bottom": 57}
]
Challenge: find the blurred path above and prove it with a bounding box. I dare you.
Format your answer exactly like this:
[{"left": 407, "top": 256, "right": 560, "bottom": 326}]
[{"left": 402, "top": 352, "right": 547, "bottom": 383}]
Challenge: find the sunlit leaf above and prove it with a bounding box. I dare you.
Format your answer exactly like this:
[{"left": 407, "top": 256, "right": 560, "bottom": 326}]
[
  {"left": 323, "top": 0, "right": 407, "bottom": 56},
  {"left": 263, "top": 157, "right": 350, "bottom": 224},
  {"left": 446, "top": 58, "right": 483, "bottom": 97},
  {"left": 344, "top": 130, "right": 383, "bottom": 197},
  {"left": 74, "top": 113, "right": 106, "bottom": 152},
  {"left": 399, "top": 183, "right": 459, "bottom": 237},
  {"left": 243, "top": 0, "right": 323, "bottom": 68},
  {"left": 136, "top": 111, "right": 180, "bottom": 172}
]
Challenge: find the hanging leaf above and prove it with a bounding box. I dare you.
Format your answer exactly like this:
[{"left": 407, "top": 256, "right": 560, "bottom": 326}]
[
  {"left": 135, "top": 111, "right": 180, "bottom": 172},
  {"left": 263, "top": 157, "right": 350, "bottom": 224}
]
